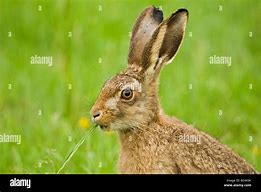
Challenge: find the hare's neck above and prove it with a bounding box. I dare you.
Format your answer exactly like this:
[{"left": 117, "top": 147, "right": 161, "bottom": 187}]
[
  {"left": 118, "top": 116, "right": 161, "bottom": 147},
  {"left": 117, "top": 121, "right": 161, "bottom": 173}
]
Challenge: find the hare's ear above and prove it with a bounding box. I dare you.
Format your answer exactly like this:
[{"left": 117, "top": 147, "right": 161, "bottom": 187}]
[
  {"left": 128, "top": 6, "right": 163, "bottom": 66},
  {"left": 142, "top": 9, "right": 188, "bottom": 77}
]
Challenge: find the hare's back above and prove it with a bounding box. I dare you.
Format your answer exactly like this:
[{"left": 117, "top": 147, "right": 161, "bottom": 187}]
[{"left": 161, "top": 116, "right": 256, "bottom": 174}]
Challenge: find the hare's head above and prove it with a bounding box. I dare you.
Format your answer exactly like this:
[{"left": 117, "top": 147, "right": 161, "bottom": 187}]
[{"left": 91, "top": 7, "right": 188, "bottom": 131}]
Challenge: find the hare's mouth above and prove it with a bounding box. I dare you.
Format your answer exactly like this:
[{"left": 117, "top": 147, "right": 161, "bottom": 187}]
[
  {"left": 100, "top": 125, "right": 109, "bottom": 130},
  {"left": 95, "top": 123, "right": 110, "bottom": 131}
]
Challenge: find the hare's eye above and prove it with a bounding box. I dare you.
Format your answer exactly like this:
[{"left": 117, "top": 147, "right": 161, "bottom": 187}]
[{"left": 121, "top": 88, "right": 133, "bottom": 100}]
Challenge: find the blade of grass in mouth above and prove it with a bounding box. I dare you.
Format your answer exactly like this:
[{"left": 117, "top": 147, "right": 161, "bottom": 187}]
[{"left": 57, "top": 127, "right": 96, "bottom": 174}]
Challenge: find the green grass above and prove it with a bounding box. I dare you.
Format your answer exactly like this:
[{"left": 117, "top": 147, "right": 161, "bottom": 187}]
[{"left": 0, "top": 0, "right": 260, "bottom": 173}]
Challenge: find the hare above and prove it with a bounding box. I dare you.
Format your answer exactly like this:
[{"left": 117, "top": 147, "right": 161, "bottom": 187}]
[{"left": 90, "top": 6, "right": 257, "bottom": 174}]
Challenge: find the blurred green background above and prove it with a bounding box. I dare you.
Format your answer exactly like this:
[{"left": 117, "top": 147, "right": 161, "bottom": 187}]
[{"left": 0, "top": 0, "right": 260, "bottom": 173}]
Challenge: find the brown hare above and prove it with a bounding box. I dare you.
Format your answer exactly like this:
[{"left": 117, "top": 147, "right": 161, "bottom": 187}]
[{"left": 90, "top": 6, "right": 257, "bottom": 174}]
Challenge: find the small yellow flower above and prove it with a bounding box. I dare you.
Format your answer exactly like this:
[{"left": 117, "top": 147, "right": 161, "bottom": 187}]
[
  {"left": 252, "top": 145, "right": 260, "bottom": 156},
  {"left": 78, "top": 117, "right": 90, "bottom": 129}
]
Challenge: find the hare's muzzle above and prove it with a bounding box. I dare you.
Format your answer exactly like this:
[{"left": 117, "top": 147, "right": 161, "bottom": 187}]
[
  {"left": 92, "top": 111, "right": 101, "bottom": 119},
  {"left": 90, "top": 109, "right": 110, "bottom": 130},
  {"left": 91, "top": 109, "right": 102, "bottom": 122}
]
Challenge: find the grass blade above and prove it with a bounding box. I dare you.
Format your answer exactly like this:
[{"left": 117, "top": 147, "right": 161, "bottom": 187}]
[{"left": 57, "top": 127, "right": 95, "bottom": 174}]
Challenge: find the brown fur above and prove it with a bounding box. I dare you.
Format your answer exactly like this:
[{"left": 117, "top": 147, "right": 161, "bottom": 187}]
[{"left": 90, "top": 7, "right": 257, "bottom": 174}]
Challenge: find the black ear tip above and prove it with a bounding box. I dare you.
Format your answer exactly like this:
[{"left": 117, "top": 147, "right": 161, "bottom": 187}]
[
  {"left": 176, "top": 8, "right": 189, "bottom": 16},
  {"left": 152, "top": 6, "right": 163, "bottom": 23}
]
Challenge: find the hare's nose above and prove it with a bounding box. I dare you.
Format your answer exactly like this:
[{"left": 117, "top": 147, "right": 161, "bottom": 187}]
[{"left": 92, "top": 110, "right": 102, "bottom": 121}]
